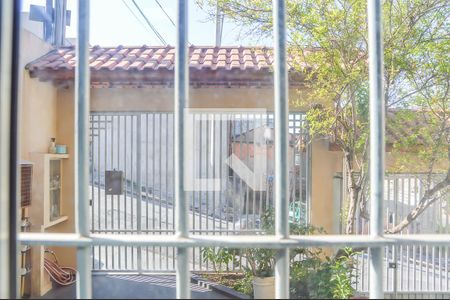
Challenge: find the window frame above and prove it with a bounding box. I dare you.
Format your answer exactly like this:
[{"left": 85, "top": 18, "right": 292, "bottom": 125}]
[{"left": 1, "top": 0, "right": 433, "bottom": 299}]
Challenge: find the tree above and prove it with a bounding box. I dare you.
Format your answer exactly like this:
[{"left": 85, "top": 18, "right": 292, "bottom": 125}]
[{"left": 198, "top": 0, "right": 449, "bottom": 234}]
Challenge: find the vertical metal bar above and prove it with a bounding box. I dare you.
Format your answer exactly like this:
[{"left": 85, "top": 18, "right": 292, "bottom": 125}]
[
  {"left": 245, "top": 116, "right": 250, "bottom": 229},
  {"left": 137, "top": 115, "right": 142, "bottom": 272},
  {"left": 407, "top": 178, "right": 411, "bottom": 291},
  {"left": 399, "top": 178, "right": 403, "bottom": 292},
  {"left": 199, "top": 118, "right": 203, "bottom": 268},
  {"left": 192, "top": 113, "right": 197, "bottom": 271},
  {"left": 152, "top": 113, "right": 156, "bottom": 270},
  {"left": 238, "top": 115, "right": 243, "bottom": 270},
  {"left": 118, "top": 115, "right": 123, "bottom": 270},
  {"left": 232, "top": 114, "right": 237, "bottom": 241},
  {"left": 104, "top": 116, "right": 108, "bottom": 269},
  {"left": 211, "top": 114, "right": 216, "bottom": 238},
  {"left": 75, "top": 0, "right": 92, "bottom": 297},
  {"left": 206, "top": 114, "right": 210, "bottom": 240},
  {"left": 273, "top": 0, "right": 290, "bottom": 298},
  {"left": 426, "top": 245, "right": 429, "bottom": 291},
  {"left": 124, "top": 116, "right": 129, "bottom": 270},
  {"left": 159, "top": 115, "right": 163, "bottom": 270},
  {"left": 439, "top": 222, "right": 442, "bottom": 291},
  {"left": 175, "top": 0, "right": 190, "bottom": 297},
  {"left": 131, "top": 116, "right": 135, "bottom": 269},
  {"left": 146, "top": 114, "right": 150, "bottom": 271},
  {"left": 172, "top": 113, "right": 176, "bottom": 270},
  {"left": 165, "top": 113, "right": 169, "bottom": 270},
  {"left": 219, "top": 114, "right": 223, "bottom": 235},
  {"left": 367, "top": 0, "right": 385, "bottom": 298},
  {"left": 111, "top": 116, "right": 115, "bottom": 271},
  {"left": 306, "top": 118, "right": 312, "bottom": 225},
  {"left": 97, "top": 116, "right": 102, "bottom": 268},
  {"left": 90, "top": 116, "right": 95, "bottom": 269},
  {"left": 238, "top": 115, "right": 243, "bottom": 234},
  {"left": 199, "top": 116, "right": 204, "bottom": 271},
  {"left": 258, "top": 114, "right": 264, "bottom": 224},
  {"left": 445, "top": 183, "right": 449, "bottom": 292},
  {"left": 0, "top": 0, "right": 14, "bottom": 297}
]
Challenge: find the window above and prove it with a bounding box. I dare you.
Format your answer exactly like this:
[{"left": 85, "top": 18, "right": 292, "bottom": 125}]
[{"left": 2, "top": 0, "right": 446, "bottom": 299}]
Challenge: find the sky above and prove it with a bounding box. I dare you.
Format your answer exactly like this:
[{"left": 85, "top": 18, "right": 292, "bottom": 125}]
[{"left": 22, "top": 0, "right": 272, "bottom": 47}]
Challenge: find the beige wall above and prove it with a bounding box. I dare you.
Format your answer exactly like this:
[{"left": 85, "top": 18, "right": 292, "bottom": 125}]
[
  {"left": 19, "top": 29, "right": 56, "bottom": 159},
  {"left": 90, "top": 86, "right": 308, "bottom": 111},
  {"left": 19, "top": 30, "right": 76, "bottom": 296},
  {"left": 310, "top": 140, "right": 343, "bottom": 234}
]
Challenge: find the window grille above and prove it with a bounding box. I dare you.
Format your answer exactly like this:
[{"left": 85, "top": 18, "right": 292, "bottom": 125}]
[{"left": 1, "top": 0, "right": 434, "bottom": 299}]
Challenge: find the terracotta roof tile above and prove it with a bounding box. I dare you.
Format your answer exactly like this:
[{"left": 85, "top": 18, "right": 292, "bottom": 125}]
[
  {"left": 27, "top": 45, "right": 274, "bottom": 71},
  {"left": 26, "top": 45, "right": 306, "bottom": 86}
]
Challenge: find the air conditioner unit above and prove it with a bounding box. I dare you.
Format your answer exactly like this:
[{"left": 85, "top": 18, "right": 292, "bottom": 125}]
[{"left": 20, "top": 161, "right": 33, "bottom": 207}]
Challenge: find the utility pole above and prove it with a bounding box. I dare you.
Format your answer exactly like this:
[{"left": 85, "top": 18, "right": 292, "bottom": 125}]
[{"left": 215, "top": 1, "right": 224, "bottom": 47}]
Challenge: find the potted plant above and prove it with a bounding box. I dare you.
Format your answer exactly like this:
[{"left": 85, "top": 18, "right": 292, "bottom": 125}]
[
  {"left": 240, "top": 247, "right": 276, "bottom": 299},
  {"left": 236, "top": 210, "right": 276, "bottom": 299}
]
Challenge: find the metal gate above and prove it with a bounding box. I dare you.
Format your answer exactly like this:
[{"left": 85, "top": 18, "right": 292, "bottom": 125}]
[
  {"left": 89, "top": 111, "right": 311, "bottom": 272},
  {"left": 352, "top": 174, "right": 450, "bottom": 297}
]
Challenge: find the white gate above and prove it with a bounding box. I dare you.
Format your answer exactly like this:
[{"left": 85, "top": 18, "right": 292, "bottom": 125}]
[{"left": 89, "top": 111, "right": 311, "bottom": 272}]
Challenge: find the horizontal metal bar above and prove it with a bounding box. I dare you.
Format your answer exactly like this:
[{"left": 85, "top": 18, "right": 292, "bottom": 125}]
[
  {"left": 20, "top": 233, "right": 450, "bottom": 248},
  {"left": 91, "top": 229, "right": 264, "bottom": 233}
]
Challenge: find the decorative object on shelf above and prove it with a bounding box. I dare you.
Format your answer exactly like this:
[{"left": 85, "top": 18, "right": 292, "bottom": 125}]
[
  {"left": 48, "top": 138, "right": 56, "bottom": 154},
  {"left": 55, "top": 144, "right": 67, "bottom": 154}
]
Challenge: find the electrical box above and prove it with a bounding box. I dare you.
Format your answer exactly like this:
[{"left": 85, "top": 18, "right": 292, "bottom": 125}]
[{"left": 105, "top": 170, "right": 123, "bottom": 195}]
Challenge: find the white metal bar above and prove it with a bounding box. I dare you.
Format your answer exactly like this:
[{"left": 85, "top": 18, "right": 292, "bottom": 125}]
[
  {"left": 273, "top": 0, "right": 290, "bottom": 298},
  {"left": 137, "top": 114, "right": 142, "bottom": 272},
  {"left": 175, "top": 0, "right": 190, "bottom": 298},
  {"left": 21, "top": 233, "right": 450, "bottom": 248},
  {"left": 368, "top": 0, "right": 385, "bottom": 298},
  {"left": 75, "top": 0, "right": 92, "bottom": 298},
  {"left": 0, "top": 0, "right": 14, "bottom": 297}
]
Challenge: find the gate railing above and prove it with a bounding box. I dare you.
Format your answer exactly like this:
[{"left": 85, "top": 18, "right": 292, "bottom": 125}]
[
  {"left": 89, "top": 111, "right": 311, "bottom": 272},
  {"left": 350, "top": 173, "right": 450, "bottom": 295}
]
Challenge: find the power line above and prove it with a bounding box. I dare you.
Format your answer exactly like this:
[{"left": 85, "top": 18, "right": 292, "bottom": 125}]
[
  {"left": 153, "top": 0, "right": 192, "bottom": 46},
  {"left": 121, "top": 0, "right": 156, "bottom": 43},
  {"left": 154, "top": 0, "right": 176, "bottom": 27},
  {"left": 131, "top": 0, "right": 167, "bottom": 45}
]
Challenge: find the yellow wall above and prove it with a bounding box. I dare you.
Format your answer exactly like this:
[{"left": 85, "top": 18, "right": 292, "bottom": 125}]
[
  {"left": 90, "top": 86, "right": 309, "bottom": 111},
  {"left": 19, "top": 30, "right": 76, "bottom": 296},
  {"left": 310, "top": 140, "right": 343, "bottom": 234},
  {"left": 19, "top": 30, "right": 56, "bottom": 159}
]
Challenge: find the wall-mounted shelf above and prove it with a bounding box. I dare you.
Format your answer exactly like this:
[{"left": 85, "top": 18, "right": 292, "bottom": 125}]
[{"left": 28, "top": 152, "right": 70, "bottom": 296}]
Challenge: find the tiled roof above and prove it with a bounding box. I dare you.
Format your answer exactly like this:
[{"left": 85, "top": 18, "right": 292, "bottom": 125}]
[{"left": 26, "top": 45, "right": 307, "bottom": 87}]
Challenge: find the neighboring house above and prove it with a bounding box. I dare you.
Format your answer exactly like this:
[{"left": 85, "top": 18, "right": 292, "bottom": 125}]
[{"left": 18, "top": 25, "right": 447, "bottom": 296}]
